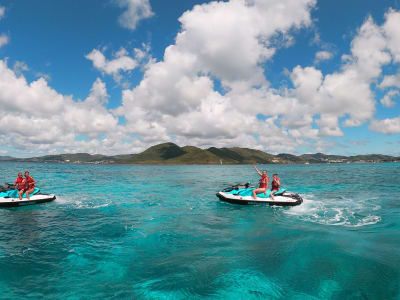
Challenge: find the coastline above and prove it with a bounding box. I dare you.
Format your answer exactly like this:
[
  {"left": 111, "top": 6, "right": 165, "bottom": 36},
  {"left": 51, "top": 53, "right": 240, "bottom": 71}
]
[{"left": 1, "top": 142, "right": 399, "bottom": 165}]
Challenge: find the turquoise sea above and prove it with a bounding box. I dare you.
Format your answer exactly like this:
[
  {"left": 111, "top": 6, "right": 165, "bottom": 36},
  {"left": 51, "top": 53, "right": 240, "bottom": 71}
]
[{"left": 0, "top": 162, "right": 399, "bottom": 299}]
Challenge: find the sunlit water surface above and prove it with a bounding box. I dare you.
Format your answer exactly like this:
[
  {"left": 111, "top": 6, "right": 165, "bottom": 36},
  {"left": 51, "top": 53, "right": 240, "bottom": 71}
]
[{"left": 0, "top": 162, "right": 399, "bottom": 299}]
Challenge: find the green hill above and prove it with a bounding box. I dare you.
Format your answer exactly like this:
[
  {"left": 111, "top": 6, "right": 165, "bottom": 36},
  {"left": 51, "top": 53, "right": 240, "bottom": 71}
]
[
  {"left": 207, "top": 147, "right": 276, "bottom": 164},
  {"left": 347, "top": 154, "right": 396, "bottom": 162},
  {"left": 23, "top": 153, "right": 110, "bottom": 163},
  {"left": 207, "top": 147, "right": 245, "bottom": 163},
  {"left": 300, "top": 153, "right": 347, "bottom": 163},
  {"left": 122, "top": 143, "right": 278, "bottom": 164},
  {"left": 277, "top": 153, "right": 305, "bottom": 163},
  {"left": 122, "top": 142, "right": 187, "bottom": 164},
  {"left": 167, "top": 146, "right": 221, "bottom": 164},
  {"left": 0, "top": 156, "right": 16, "bottom": 161}
]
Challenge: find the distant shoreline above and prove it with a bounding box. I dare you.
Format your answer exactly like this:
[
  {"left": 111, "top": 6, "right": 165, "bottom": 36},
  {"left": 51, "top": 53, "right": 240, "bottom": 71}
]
[
  {"left": 1, "top": 161, "right": 399, "bottom": 166},
  {"left": 1, "top": 142, "right": 399, "bottom": 165}
]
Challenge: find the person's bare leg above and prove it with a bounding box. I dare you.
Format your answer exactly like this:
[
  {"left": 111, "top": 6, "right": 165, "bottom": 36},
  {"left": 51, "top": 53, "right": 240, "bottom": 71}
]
[
  {"left": 26, "top": 188, "right": 34, "bottom": 200},
  {"left": 18, "top": 190, "right": 24, "bottom": 200},
  {"left": 270, "top": 189, "right": 279, "bottom": 200},
  {"left": 252, "top": 188, "right": 265, "bottom": 199},
  {"left": 270, "top": 190, "right": 275, "bottom": 200}
]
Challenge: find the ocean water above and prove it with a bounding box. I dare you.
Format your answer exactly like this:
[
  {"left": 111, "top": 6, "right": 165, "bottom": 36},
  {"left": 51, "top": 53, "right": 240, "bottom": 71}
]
[{"left": 0, "top": 162, "right": 399, "bottom": 299}]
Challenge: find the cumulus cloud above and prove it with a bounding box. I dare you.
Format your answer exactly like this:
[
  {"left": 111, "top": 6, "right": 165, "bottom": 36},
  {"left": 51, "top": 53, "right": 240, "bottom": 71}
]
[
  {"left": 366, "top": 9, "right": 400, "bottom": 135},
  {"left": 115, "top": 0, "right": 317, "bottom": 152},
  {"left": 314, "top": 50, "right": 333, "bottom": 63},
  {"left": 379, "top": 71, "right": 400, "bottom": 89},
  {"left": 383, "top": 8, "right": 400, "bottom": 62},
  {"left": 313, "top": 139, "right": 338, "bottom": 153},
  {"left": 85, "top": 45, "right": 153, "bottom": 85},
  {"left": 85, "top": 47, "right": 137, "bottom": 81},
  {"left": 3, "top": 1, "right": 400, "bottom": 156},
  {"left": 13, "top": 61, "right": 29, "bottom": 76},
  {"left": 116, "top": 0, "right": 154, "bottom": 30},
  {"left": 0, "top": 7, "right": 6, "bottom": 49},
  {"left": 380, "top": 90, "right": 399, "bottom": 107},
  {"left": 369, "top": 117, "right": 400, "bottom": 134},
  {"left": 0, "top": 6, "right": 5, "bottom": 20},
  {"left": 0, "top": 59, "right": 143, "bottom": 155},
  {"left": 285, "top": 14, "right": 392, "bottom": 137},
  {"left": 0, "top": 34, "right": 8, "bottom": 48},
  {"left": 113, "top": 2, "right": 400, "bottom": 152}
]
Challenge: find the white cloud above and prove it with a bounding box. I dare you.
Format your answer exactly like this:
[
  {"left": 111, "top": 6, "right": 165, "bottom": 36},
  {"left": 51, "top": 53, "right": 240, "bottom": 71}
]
[
  {"left": 0, "top": 7, "right": 6, "bottom": 49},
  {"left": 0, "top": 59, "right": 142, "bottom": 155},
  {"left": 85, "top": 45, "right": 153, "bottom": 85},
  {"left": 379, "top": 10, "right": 400, "bottom": 89},
  {"left": 13, "top": 61, "right": 29, "bottom": 76},
  {"left": 379, "top": 71, "right": 400, "bottom": 89},
  {"left": 113, "top": 3, "right": 400, "bottom": 152},
  {"left": 369, "top": 118, "right": 400, "bottom": 134},
  {"left": 383, "top": 8, "right": 400, "bottom": 62},
  {"left": 0, "top": 34, "right": 8, "bottom": 48},
  {"left": 35, "top": 72, "right": 51, "bottom": 81},
  {"left": 3, "top": 2, "right": 400, "bottom": 156},
  {"left": 86, "top": 47, "right": 137, "bottom": 78},
  {"left": 116, "top": 0, "right": 154, "bottom": 30},
  {"left": 380, "top": 90, "right": 399, "bottom": 107},
  {"left": 353, "top": 9, "right": 400, "bottom": 136},
  {"left": 115, "top": 0, "right": 317, "bottom": 152},
  {"left": 286, "top": 15, "right": 390, "bottom": 135},
  {"left": 174, "top": 0, "right": 316, "bottom": 86},
  {"left": 0, "top": 6, "right": 5, "bottom": 20},
  {"left": 314, "top": 50, "right": 333, "bottom": 63},
  {"left": 317, "top": 114, "right": 343, "bottom": 137}
]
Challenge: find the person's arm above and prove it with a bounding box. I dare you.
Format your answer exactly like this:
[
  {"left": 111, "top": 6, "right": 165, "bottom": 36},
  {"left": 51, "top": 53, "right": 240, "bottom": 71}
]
[
  {"left": 253, "top": 165, "right": 262, "bottom": 176},
  {"left": 29, "top": 177, "right": 36, "bottom": 188}
]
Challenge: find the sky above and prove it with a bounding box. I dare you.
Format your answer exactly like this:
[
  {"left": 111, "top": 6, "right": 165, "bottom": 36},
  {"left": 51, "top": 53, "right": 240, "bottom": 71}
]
[{"left": 1, "top": 0, "right": 400, "bottom": 157}]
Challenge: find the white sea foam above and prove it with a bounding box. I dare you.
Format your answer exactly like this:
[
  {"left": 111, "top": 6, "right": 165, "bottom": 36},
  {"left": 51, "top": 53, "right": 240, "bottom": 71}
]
[
  {"left": 74, "top": 200, "right": 112, "bottom": 209},
  {"left": 285, "top": 194, "right": 381, "bottom": 227},
  {"left": 55, "top": 195, "right": 112, "bottom": 209},
  {"left": 54, "top": 195, "right": 68, "bottom": 204}
]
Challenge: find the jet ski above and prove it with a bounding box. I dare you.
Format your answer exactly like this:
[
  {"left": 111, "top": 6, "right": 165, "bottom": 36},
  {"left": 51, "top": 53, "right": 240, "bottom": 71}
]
[
  {"left": 216, "top": 183, "right": 303, "bottom": 206},
  {"left": 0, "top": 183, "right": 56, "bottom": 208}
]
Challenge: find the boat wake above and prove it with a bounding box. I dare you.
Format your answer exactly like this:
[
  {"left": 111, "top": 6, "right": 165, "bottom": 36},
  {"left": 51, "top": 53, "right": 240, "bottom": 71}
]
[
  {"left": 55, "top": 195, "right": 112, "bottom": 209},
  {"left": 284, "top": 194, "right": 381, "bottom": 227}
]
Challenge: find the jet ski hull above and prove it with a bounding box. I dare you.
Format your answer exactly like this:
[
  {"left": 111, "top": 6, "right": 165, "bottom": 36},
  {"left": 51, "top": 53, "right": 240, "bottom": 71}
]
[
  {"left": 0, "top": 194, "right": 56, "bottom": 208},
  {"left": 216, "top": 191, "right": 302, "bottom": 206}
]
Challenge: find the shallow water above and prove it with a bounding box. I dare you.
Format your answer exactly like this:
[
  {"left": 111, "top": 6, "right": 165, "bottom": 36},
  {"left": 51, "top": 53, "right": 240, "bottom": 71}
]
[{"left": 0, "top": 162, "right": 399, "bottom": 299}]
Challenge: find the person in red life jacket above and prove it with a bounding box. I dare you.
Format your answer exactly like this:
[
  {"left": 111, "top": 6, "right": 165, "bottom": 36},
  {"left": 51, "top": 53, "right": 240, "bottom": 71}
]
[
  {"left": 252, "top": 165, "right": 269, "bottom": 199},
  {"left": 24, "top": 171, "right": 36, "bottom": 200},
  {"left": 14, "top": 172, "right": 26, "bottom": 200},
  {"left": 270, "top": 173, "right": 281, "bottom": 200}
]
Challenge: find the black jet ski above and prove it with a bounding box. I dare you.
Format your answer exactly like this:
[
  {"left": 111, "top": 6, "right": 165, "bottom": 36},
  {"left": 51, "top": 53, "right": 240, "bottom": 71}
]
[
  {"left": 216, "top": 183, "right": 303, "bottom": 206},
  {"left": 0, "top": 183, "right": 56, "bottom": 208}
]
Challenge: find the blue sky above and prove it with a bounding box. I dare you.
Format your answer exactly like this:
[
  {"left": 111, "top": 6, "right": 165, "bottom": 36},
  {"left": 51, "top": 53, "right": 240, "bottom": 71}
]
[{"left": 1, "top": 0, "right": 400, "bottom": 157}]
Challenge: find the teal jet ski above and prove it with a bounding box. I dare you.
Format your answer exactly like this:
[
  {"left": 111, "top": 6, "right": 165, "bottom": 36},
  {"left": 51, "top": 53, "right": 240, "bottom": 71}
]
[
  {"left": 0, "top": 183, "right": 56, "bottom": 208},
  {"left": 217, "top": 183, "right": 303, "bottom": 206}
]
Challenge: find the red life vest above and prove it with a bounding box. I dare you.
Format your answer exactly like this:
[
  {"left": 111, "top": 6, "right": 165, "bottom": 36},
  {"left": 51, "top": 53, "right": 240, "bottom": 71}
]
[
  {"left": 15, "top": 177, "right": 25, "bottom": 190},
  {"left": 259, "top": 175, "right": 267, "bottom": 188},
  {"left": 272, "top": 178, "right": 280, "bottom": 190},
  {"left": 26, "top": 176, "right": 35, "bottom": 189}
]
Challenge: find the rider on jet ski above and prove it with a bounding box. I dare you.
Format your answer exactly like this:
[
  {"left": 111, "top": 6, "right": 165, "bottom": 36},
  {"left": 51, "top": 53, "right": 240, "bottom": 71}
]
[{"left": 252, "top": 165, "right": 269, "bottom": 199}]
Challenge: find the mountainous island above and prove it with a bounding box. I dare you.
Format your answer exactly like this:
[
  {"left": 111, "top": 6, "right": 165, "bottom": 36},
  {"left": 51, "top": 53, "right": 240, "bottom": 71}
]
[{"left": 0, "top": 143, "right": 399, "bottom": 165}]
